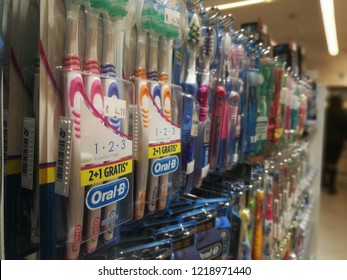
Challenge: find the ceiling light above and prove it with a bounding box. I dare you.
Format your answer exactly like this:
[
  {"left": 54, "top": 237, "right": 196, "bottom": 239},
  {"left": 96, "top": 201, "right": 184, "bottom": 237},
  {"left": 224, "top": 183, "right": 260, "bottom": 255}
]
[
  {"left": 320, "top": 0, "right": 339, "bottom": 56},
  {"left": 212, "top": 0, "right": 270, "bottom": 10}
]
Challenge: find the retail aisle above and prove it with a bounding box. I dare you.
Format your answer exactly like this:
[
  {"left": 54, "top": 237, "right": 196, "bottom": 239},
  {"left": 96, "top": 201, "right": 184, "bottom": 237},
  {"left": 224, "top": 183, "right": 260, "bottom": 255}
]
[{"left": 316, "top": 143, "right": 347, "bottom": 260}]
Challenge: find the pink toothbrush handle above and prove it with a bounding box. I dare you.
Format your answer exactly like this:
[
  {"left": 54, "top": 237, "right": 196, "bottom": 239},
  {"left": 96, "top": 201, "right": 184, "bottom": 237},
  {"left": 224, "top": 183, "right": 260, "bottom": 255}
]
[{"left": 197, "top": 85, "right": 209, "bottom": 122}]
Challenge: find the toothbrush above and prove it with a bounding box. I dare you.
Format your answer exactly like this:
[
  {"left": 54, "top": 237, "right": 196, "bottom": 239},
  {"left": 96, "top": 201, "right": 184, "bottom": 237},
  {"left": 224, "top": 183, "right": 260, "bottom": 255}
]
[
  {"left": 208, "top": 16, "right": 226, "bottom": 172},
  {"left": 62, "top": 0, "right": 87, "bottom": 260},
  {"left": 144, "top": 0, "right": 162, "bottom": 213},
  {"left": 181, "top": 12, "right": 201, "bottom": 191},
  {"left": 226, "top": 87, "right": 240, "bottom": 168},
  {"left": 194, "top": 26, "right": 215, "bottom": 187},
  {"left": 218, "top": 32, "right": 232, "bottom": 172},
  {"left": 133, "top": 0, "right": 150, "bottom": 220},
  {"left": 209, "top": 85, "right": 225, "bottom": 172},
  {"left": 95, "top": 0, "right": 128, "bottom": 243},
  {"left": 263, "top": 175, "right": 274, "bottom": 260},
  {"left": 297, "top": 89, "right": 307, "bottom": 136},
  {"left": 251, "top": 188, "right": 263, "bottom": 260},
  {"left": 157, "top": 1, "right": 181, "bottom": 208},
  {"left": 273, "top": 61, "right": 283, "bottom": 144},
  {"left": 82, "top": 0, "right": 106, "bottom": 254},
  {"left": 229, "top": 43, "right": 244, "bottom": 165},
  {"left": 284, "top": 70, "right": 293, "bottom": 140},
  {"left": 291, "top": 80, "right": 300, "bottom": 134}
]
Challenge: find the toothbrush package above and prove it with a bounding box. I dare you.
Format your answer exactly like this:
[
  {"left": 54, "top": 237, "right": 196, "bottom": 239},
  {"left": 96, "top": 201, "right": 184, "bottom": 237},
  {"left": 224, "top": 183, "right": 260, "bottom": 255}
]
[
  {"left": 3, "top": 0, "right": 40, "bottom": 259},
  {"left": 132, "top": 0, "right": 188, "bottom": 220},
  {"left": 39, "top": 0, "right": 137, "bottom": 259}
]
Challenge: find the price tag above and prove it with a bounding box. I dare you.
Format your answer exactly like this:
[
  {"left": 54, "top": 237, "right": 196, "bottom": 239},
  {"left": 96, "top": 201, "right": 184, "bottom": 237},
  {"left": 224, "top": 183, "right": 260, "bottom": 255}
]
[
  {"left": 186, "top": 159, "right": 195, "bottom": 175},
  {"left": 201, "top": 164, "right": 210, "bottom": 179},
  {"left": 104, "top": 97, "right": 127, "bottom": 119}
]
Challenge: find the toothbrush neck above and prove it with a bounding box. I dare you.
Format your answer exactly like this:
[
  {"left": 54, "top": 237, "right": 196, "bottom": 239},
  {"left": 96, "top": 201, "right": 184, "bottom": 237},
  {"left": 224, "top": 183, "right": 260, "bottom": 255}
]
[
  {"left": 148, "top": 34, "right": 159, "bottom": 81},
  {"left": 186, "top": 49, "right": 197, "bottom": 83},
  {"left": 201, "top": 69, "right": 210, "bottom": 86},
  {"left": 159, "top": 38, "right": 170, "bottom": 83},
  {"left": 102, "top": 17, "right": 115, "bottom": 67},
  {"left": 135, "top": 30, "right": 146, "bottom": 78},
  {"left": 85, "top": 10, "right": 99, "bottom": 65},
  {"left": 64, "top": 5, "right": 80, "bottom": 59}
]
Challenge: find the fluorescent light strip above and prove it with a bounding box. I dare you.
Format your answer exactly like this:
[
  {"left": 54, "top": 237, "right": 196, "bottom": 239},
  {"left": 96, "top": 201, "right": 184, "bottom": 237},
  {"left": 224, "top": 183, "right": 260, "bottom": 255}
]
[
  {"left": 320, "top": 0, "right": 339, "bottom": 56},
  {"left": 214, "top": 0, "right": 267, "bottom": 10}
]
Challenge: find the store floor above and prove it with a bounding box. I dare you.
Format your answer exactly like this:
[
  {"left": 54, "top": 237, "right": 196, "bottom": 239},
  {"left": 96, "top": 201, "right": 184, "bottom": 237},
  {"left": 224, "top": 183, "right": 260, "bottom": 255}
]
[{"left": 316, "top": 143, "right": 347, "bottom": 260}]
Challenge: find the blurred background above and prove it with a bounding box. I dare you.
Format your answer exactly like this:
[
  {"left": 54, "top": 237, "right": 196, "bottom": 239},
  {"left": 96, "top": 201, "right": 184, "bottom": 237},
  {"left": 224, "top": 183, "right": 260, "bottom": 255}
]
[{"left": 204, "top": 0, "right": 346, "bottom": 260}]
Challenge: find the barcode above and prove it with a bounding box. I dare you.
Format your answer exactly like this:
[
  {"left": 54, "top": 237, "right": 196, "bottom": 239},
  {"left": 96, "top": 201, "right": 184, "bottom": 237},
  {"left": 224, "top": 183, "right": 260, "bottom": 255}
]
[
  {"left": 56, "top": 139, "right": 66, "bottom": 181},
  {"left": 55, "top": 117, "right": 73, "bottom": 197},
  {"left": 21, "top": 117, "right": 36, "bottom": 190},
  {"left": 22, "top": 138, "right": 29, "bottom": 175}
]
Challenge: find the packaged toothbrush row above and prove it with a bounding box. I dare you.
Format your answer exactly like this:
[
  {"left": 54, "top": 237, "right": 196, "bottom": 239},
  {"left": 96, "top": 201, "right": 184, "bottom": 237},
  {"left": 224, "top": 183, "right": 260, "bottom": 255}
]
[
  {"left": 169, "top": 3, "right": 315, "bottom": 189},
  {"left": 87, "top": 196, "right": 231, "bottom": 260},
  {"left": 1, "top": 0, "right": 319, "bottom": 260}
]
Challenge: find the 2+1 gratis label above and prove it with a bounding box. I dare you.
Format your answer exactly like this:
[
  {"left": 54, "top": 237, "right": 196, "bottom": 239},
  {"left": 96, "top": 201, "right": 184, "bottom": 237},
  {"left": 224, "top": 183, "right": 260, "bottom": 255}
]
[
  {"left": 80, "top": 157, "right": 132, "bottom": 187},
  {"left": 148, "top": 141, "right": 181, "bottom": 159}
]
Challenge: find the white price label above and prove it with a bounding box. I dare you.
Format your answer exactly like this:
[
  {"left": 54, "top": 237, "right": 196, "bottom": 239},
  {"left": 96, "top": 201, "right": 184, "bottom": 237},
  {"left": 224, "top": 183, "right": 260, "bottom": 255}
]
[
  {"left": 201, "top": 164, "right": 210, "bottom": 179},
  {"left": 186, "top": 159, "right": 195, "bottom": 175},
  {"left": 104, "top": 97, "right": 127, "bottom": 119}
]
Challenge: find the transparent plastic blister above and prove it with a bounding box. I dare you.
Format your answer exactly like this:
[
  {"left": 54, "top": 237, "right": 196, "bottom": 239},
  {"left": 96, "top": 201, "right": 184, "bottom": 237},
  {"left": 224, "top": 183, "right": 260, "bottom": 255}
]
[
  {"left": 152, "top": 220, "right": 197, "bottom": 254},
  {"left": 132, "top": 77, "right": 187, "bottom": 219},
  {"left": 114, "top": 238, "right": 174, "bottom": 260},
  {"left": 52, "top": 69, "right": 135, "bottom": 260},
  {"left": 38, "top": 0, "right": 139, "bottom": 260}
]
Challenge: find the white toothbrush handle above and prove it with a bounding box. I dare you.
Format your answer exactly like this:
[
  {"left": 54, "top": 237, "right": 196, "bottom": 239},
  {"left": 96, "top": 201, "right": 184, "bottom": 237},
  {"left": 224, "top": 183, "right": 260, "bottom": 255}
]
[
  {"left": 101, "top": 77, "right": 119, "bottom": 242},
  {"left": 83, "top": 73, "right": 104, "bottom": 253},
  {"left": 147, "top": 82, "right": 160, "bottom": 213},
  {"left": 63, "top": 69, "right": 85, "bottom": 260}
]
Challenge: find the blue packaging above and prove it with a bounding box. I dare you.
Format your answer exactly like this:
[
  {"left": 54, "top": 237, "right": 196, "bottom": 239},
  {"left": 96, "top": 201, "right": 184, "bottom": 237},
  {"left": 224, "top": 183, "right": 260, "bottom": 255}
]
[
  {"left": 180, "top": 206, "right": 223, "bottom": 260},
  {"left": 153, "top": 220, "right": 200, "bottom": 260}
]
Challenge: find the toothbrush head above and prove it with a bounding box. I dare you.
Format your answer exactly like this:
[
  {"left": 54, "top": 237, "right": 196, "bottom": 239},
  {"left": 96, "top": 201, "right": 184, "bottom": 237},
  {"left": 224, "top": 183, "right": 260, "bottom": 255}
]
[
  {"left": 187, "top": 13, "right": 201, "bottom": 51},
  {"left": 90, "top": 0, "right": 111, "bottom": 10},
  {"left": 199, "top": 27, "right": 215, "bottom": 71},
  {"left": 140, "top": 0, "right": 157, "bottom": 32},
  {"left": 232, "top": 44, "right": 244, "bottom": 71},
  {"left": 108, "top": 0, "right": 129, "bottom": 19}
]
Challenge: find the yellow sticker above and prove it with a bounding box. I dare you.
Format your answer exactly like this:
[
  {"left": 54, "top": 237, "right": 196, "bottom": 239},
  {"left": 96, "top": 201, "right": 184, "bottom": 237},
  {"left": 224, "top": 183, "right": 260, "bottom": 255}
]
[
  {"left": 80, "top": 158, "right": 133, "bottom": 187},
  {"left": 274, "top": 127, "right": 283, "bottom": 140},
  {"left": 148, "top": 142, "right": 181, "bottom": 159},
  {"left": 7, "top": 158, "right": 21, "bottom": 175}
]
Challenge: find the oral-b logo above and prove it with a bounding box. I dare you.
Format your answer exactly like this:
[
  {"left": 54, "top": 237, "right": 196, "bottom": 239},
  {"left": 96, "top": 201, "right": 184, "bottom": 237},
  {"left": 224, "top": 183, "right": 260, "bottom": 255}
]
[
  {"left": 151, "top": 155, "right": 179, "bottom": 176},
  {"left": 86, "top": 178, "right": 129, "bottom": 210},
  {"left": 220, "top": 229, "right": 230, "bottom": 241},
  {"left": 199, "top": 243, "right": 222, "bottom": 260}
]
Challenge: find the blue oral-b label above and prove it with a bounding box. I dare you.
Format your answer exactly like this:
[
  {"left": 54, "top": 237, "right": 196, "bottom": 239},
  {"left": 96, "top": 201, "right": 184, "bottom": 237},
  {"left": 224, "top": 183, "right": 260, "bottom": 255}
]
[
  {"left": 151, "top": 155, "right": 179, "bottom": 176},
  {"left": 86, "top": 178, "right": 129, "bottom": 210}
]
